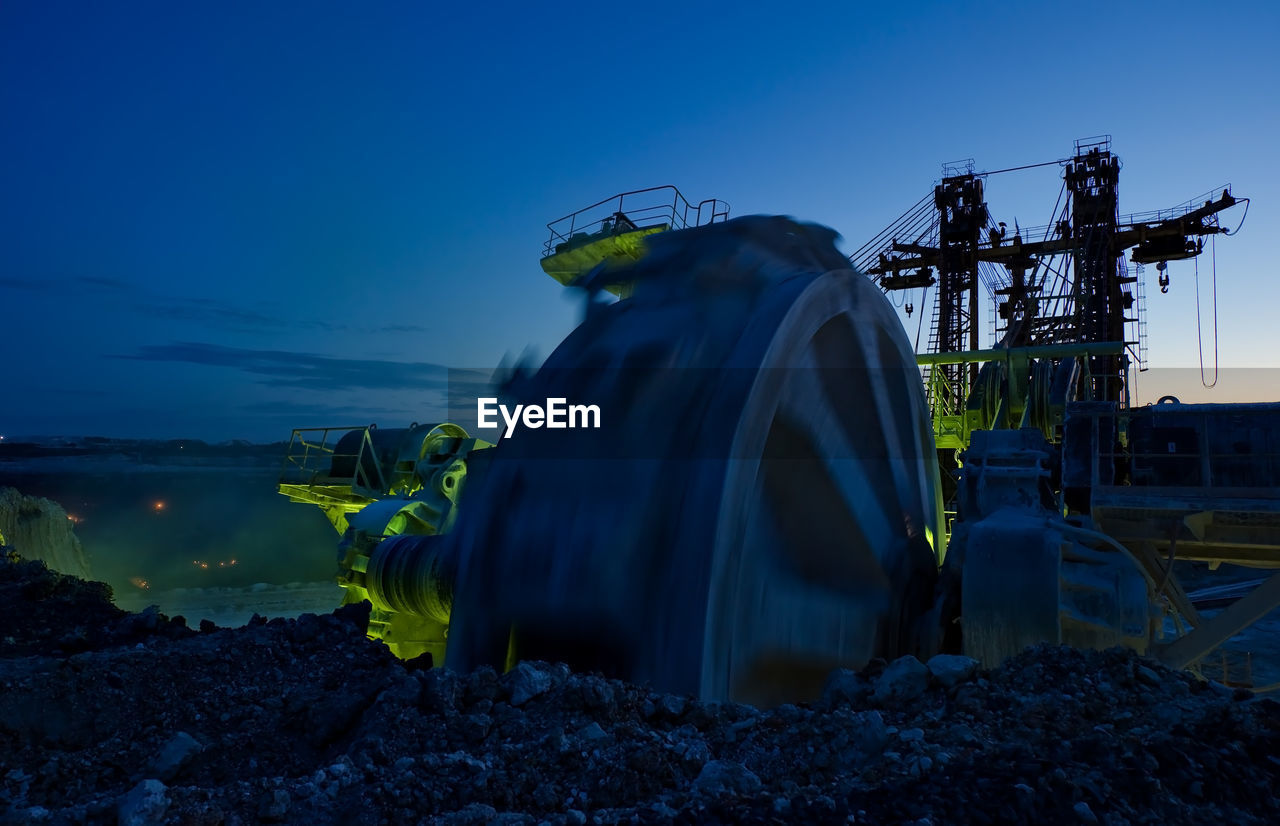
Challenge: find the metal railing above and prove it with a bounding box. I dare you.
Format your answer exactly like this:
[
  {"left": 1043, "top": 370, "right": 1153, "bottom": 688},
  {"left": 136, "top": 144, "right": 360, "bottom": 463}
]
[
  {"left": 1121, "top": 186, "right": 1232, "bottom": 227},
  {"left": 941, "top": 158, "right": 975, "bottom": 178},
  {"left": 542, "top": 186, "right": 729, "bottom": 258},
  {"left": 279, "top": 426, "right": 386, "bottom": 495},
  {"left": 1074, "top": 134, "right": 1112, "bottom": 154}
]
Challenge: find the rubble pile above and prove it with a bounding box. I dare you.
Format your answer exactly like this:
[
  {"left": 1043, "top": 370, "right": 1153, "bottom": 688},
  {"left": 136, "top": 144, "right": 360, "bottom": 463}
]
[{"left": 1, "top": 556, "right": 1277, "bottom": 825}]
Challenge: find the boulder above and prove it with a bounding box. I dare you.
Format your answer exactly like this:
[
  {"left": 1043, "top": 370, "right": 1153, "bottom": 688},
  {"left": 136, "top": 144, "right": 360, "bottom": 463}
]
[
  {"left": 148, "top": 731, "right": 202, "bottom": 782},
  {"left": 507, "top": 662, "right": 553, "bottom": 707},
  {"left": 117, "top": 779, "right": 169, "bottom": 826},
  {"left": 874, "top": 656, "right": 930, "bottom": 703},
  {"left": 693, "top": 759, "right": 763, "bottom": 795},
  {"left": 926, "top": 654, "right": 980, "bottom": 688}
]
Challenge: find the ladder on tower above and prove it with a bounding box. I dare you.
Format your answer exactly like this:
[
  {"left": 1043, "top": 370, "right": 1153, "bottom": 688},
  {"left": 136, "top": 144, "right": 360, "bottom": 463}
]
[
  {"left": 1134, "top": 266, "right": 1150, "bottom": 372},
  {"left": 924, "top": 290, "right": 945, "bottom": 413}
]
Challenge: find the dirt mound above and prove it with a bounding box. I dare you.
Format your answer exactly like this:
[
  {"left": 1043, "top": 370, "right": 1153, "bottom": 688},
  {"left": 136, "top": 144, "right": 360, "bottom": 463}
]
[
  {"left": 1, "top": 556, "right": 1277, "bottom": 825},
  {"left": 0, "top": 557, "right": 193, "bottom": 657}
]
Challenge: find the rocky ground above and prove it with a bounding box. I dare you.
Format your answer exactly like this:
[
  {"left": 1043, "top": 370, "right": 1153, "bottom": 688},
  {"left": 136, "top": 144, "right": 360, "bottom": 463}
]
[{"left": 1, "top": 556, "right": 1278, "bottom": 826}]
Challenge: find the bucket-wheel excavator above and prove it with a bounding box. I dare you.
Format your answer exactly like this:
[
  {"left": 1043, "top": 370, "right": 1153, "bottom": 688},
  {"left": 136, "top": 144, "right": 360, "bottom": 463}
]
[{"left": 280, "top": 143, "right": 1280, "bottom": 703}]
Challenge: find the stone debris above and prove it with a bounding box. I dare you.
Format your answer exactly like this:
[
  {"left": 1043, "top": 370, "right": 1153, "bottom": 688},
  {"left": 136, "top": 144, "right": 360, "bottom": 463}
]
[
  {"left": 821, "top": 667, "right": 871, "bottom": 707},
  {"left": 693, "top": 759, "right": 763, "bottom": 794},
  {"left": 148, "top": 731, "right": 202, "bottom": 783},
  {"left": 507, "top": 661, "right": 554, "bottom": 707},
  {"left": 926, "top": 653, "right": 980, "bottom": 688},
  {"left": 873, "top": 654, "right": 930, "bottom": 703},
  {"left": 116, "top": 779, "right": 169, "bottom": 826},
  {"left": 1, "top": 555, "right": 1278, "bottom": 825},
  {"left": 257, "top": 788, "right": 291, "bottom": 822}
]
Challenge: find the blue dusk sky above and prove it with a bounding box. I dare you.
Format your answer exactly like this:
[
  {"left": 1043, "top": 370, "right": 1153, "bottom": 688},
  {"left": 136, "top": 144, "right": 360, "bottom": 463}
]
[{"left": 2, "top": 1, "right": 1278, "bottom": 441}]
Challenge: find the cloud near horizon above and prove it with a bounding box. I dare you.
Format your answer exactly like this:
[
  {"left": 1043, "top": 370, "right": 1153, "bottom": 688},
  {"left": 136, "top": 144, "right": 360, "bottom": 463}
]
[
  {"left": 117, "top": 342, "right": 458, "bottom": 392},
  {"left": 1, "top": 274, "right": 426, "bottom": 336}
]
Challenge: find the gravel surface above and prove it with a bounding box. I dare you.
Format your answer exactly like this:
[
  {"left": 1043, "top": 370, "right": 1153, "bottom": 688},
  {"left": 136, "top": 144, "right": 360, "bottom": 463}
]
[{"left": 2, "top": 555, "right": 1278, "bottom": 825}]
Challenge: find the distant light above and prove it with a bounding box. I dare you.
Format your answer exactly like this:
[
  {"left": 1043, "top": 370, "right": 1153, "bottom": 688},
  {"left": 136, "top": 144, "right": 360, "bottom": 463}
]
[
  {"left": 193, "top": 557, "right": 238, "bottom": 570},
  {"left": 153, "top": 501, "right": 166, "bottom": 512}
]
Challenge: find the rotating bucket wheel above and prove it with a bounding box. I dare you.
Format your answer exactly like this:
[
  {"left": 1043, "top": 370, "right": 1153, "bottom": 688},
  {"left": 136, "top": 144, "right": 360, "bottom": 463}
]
[{"left": 445, "top": 217, "right": 943, "bottom": 705}]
